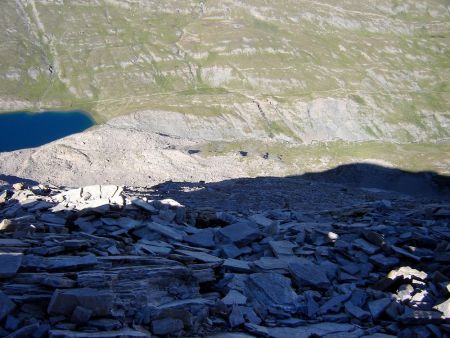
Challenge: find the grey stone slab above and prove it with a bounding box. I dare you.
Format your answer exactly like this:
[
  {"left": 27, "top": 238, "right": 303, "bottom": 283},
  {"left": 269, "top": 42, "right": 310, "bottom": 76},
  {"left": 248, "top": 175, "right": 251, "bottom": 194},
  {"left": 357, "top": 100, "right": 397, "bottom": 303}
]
[
  {"left": 229, "top": 305, "right": 245, "bottom": 327},
  {"left": 0, "top": 253, "right": 22, "bottom": 278},
  {"left": 176, "top": 249, "right": 223, "bottom": 263},
  {"left": 70, "top": 306, "right": 92, "bottom": 324},
  {"left": 49, "top": 329, "right": 150, "bottom": 338},
  {"left": 39, "top": 213, "right": 67, "bottom": 225},
  {"left": 22, "top": 254, "right": 97, "bottom": 271},
  {"left": 269, "top": 240, "right": 296, "bottom": 257},
  {"left": 222, "top": 290, "right": 247, "bottom": 305},
  {"left": 344, "top": 301, "right": 370, "bottom": 320},
  {"left": 223, "top": 258, "right": 252, "bottom": 272},
  {"left": 368, "top": 298, "right": 392, "bottom": 319},
  {"left": 131, "top": 198, "right": 157, "bottom": 213},
  {"left": 221, "top": 243, "right": 242, "bottom": 258},
  {"left": 369, "top": 254, "right": 399, "bottom": 270},
  {"left": 151, "top": 318, "right": 184, "bottom": 335},
  {"left": 266, "top": 322, "right": 359, "bottom": 338},
  {"left": 319, "top": 293, "right": 351, "bottom": 314},
  {"left": 184, "top": 229, "right": 215, "bottom": 248},
  {"left": 246, "top": 272, "right": 298, "bottom": 313},
  {"left": 48, "top": 288, "right": 113, "bottom": 316},
  {"left": 288, "top": 260, "right": 330, "bottom": 289},
  {"left": 218, "top": 221, "right": 261, "bottom": 246},
  {"left": 353, "top": 238, "right": 380, "bottom": 255},
  {"left": 146, "top": 222, "right": 186, "bottom": 241},
  {"left": 434, "top": 299, "right": 450, "bottom": 319},
  {"left": 0, "top": 291, "right": 15, "bottom": 320},
  {"left": 0, "top": 239, "right": 28, "bottom": 247}
]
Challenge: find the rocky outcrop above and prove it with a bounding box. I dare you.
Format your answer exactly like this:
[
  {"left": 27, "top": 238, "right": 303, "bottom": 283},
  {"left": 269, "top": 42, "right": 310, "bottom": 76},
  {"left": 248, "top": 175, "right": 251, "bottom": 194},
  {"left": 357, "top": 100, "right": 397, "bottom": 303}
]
[{"left": 0, "top": 181, "right": 449, "bottom": 337}]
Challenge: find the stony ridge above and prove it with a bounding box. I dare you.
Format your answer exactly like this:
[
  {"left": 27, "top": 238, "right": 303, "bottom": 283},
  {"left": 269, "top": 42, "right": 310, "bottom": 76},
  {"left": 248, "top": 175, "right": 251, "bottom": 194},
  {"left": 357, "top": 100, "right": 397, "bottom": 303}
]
[{"left": 0, "top": 181, "right": 449, "bottom": 337}]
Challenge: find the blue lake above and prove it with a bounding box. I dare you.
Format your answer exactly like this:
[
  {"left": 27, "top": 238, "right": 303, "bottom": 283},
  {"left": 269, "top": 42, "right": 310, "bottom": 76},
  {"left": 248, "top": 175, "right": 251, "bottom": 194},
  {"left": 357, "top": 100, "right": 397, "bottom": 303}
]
[{"left": 0, "top": 111, "right": 94, "bottom": 152}]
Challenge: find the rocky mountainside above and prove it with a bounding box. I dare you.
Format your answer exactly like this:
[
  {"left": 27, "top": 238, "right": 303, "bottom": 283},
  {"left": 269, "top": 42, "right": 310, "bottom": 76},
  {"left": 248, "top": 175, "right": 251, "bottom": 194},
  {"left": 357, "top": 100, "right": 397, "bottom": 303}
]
[
  {"left": 0, "top": 179, "right": 449, "bottom": 337},
  {"left": 1, "top": 0, "right": 449, "bottom": 144},
  {"left": 0, "top": 111, "right": 449, "bottom": 189}
]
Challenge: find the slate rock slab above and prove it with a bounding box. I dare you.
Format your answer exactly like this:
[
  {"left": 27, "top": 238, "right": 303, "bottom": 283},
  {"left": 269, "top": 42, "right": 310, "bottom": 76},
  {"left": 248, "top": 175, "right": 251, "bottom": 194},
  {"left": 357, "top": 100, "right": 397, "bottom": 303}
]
[
  {"left": 0, "top": 291, "right": 15, "bottom": 320},
  {"left": 218, "top": 221, "right": 261, "bottom": 246},
  {"left": 245, "top": 272, "right": 298, "bottom": 312},
  {"left": 0, "top": 252, "right": 22, "bottom": 278},
  {"left": 184, "top": 229, "right": 215, "bottom": 248},
  {"left": 23, "top": 254, "right": 98, "bottom": 271},
  {"left": 48, "top": 288, "right": 113, "bottom": 316},
  {"left": 151, "top": 318, "right": 184, "bottom": 335},
  {"left": 288, "top": 260, "right": 330, "bottom": 289}
]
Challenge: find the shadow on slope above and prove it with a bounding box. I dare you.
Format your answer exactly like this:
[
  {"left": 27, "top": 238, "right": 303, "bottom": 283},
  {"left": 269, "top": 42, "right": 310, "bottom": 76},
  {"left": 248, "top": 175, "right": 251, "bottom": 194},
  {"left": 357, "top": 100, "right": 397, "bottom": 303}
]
[
  {"left": 299, "top": 163, "right": 450, "bottom": 198},
  {"left": 140, "top": 163, "right": 450, "bottom": 214}
]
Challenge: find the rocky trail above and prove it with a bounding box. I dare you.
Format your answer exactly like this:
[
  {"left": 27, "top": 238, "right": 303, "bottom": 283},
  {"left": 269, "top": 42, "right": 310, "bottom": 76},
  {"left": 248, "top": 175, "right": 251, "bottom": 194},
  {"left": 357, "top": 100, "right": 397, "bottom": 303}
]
[{"left": 0, "top": 180, "right": 449, "bottom": 337}]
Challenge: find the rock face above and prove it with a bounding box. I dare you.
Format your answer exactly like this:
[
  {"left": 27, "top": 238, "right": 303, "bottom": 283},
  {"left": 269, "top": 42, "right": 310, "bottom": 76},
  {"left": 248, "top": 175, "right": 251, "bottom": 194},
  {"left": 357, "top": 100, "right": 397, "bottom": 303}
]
[{"left": 0, "top": 181, "right": 449, "bottom": 337}]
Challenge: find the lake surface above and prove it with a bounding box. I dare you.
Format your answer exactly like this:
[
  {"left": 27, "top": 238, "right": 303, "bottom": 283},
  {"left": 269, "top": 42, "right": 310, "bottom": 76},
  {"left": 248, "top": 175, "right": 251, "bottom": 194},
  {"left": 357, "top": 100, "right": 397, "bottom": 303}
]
[{"left": 0, "top": 111, "right": 94, "bottom": 152}]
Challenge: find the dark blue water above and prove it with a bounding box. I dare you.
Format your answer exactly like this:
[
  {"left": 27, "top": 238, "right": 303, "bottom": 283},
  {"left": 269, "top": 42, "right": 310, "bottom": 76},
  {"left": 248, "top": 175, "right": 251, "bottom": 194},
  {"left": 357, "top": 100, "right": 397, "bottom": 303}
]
[{"left": 0, "top": 111, "right": 94, "bottom": 152}]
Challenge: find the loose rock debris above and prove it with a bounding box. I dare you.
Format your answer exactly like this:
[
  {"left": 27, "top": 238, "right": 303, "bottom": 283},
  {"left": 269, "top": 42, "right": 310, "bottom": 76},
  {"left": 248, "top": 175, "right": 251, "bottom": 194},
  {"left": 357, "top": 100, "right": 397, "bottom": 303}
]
[{"left": 0, "top": 183, "right": 449, "bottom": 337}]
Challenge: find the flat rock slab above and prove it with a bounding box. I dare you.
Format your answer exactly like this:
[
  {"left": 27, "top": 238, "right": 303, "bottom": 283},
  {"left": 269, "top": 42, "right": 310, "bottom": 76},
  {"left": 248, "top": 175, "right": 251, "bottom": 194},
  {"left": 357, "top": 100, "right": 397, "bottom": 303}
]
[
  {"left": 218, "top": 221, "right": 261, "bottom": 246},
  {"left": 48, "top": 288, "right": 113, "bottom": 316},
  {"left": 0, "top": 253, "right": 22, "bottom": 278},
  {"left": 49, "top": 329, "right": 150, "bottom": 338},
  {"left": 0, "top": 291, "right": 15, "bottom": 320},
  {"left": 146, "top": 222, "right": 185, "bottom": 241},
  {"left": 176, "top": 249, "right": 223, "bottom": 263},
  {"left": 184, "top": 229, "right": 215, "bottom": 248},
  {"left": 22, "top": 254, "right": 98, "bottom": 271},
  {"left": 246, "top": 272, "right": 298, "bottom": 312},
  {"left": 266, "top": 322, "right": 360, "bottom": 338},
  {"left": 288, "top": 260, "right": 330, "bottom": 289},
  {"left": 269, "top": 240, "right": 296, "bottom": 257}
]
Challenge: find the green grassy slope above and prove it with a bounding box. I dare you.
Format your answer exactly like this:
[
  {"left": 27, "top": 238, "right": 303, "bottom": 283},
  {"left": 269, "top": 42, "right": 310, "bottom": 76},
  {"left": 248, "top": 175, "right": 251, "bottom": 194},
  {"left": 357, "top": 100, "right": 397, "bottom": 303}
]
[{"left": 0, "top": 1, "right": 449, "bottom": 161}]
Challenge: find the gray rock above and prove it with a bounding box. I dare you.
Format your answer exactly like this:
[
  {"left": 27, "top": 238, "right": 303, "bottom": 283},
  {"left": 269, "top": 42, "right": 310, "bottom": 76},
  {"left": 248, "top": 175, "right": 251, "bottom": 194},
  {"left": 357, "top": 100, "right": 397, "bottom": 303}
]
[
  {"left": 23, "top": 254, "right": 98, "bottom": 271},
  {"left": 221, "top": 244, "right": 242, "bottom": 258},
  {"left": 398, "top": 308, "right": 443, "bottom": 324},
  {"left": 184, "top": 229, "right": 215, "bottom": 248},
  {"left": 40, "top": 213, "right": 67, "bottom": 225},
  {"left": 267, "top": 322, "right": 359, "bottom": 338},
  {"left": 369, "top": 254, "right": 399, "bottom": 270},
  {"left": 319, "top": 293, "right": 351, "bottom": 314},
  {"left": 248, "top": 214, "right": 273, "bottom": 228},
  {"left": 223, "top": 258, "right": 252, "bottom": 272},
  {"left": 88, "top": 318, "right": 122, "bottom": 330},
  {"left": 146, "top": 222, "right": 186, "bottom": 241},
  {"left": 131, "top": 198, "right": 157, "bottom": 213},
  {"left": 48, "top": 288, "right": 113, "bottom": 316},
  {"left": 176, "top": 249, "right": 223, "bottom": 263},
  {"left": 70, "top": 306, "right": 93, "bottom": 324},
  {"left": 434, "top": 299, "right": 450, "bottom": 318},
  {"left": 388, "top": 266, "right": 427, "bottom": 281},
  {"left": 4, "top": 315, "right": 20, "bottom": 331},
  {"left": 6, "top": 323, "right": 40, "bottom": 338},
  {"left": 269, "top": 240, "right": 296, "bottom": 257},
  {"left": 222, "top": 290, "right": 247, "bottom": 305},
  {"left": 368, "top": 298, "right": 392, "bottom": 319},
  {"left": 288, "top": 260, "right": 330, "bottom": 289},
  {"left": 246, "top": 272, "right": 298, "bottom": 313},
  {"left": 0, "top": 253, "right": 22, "bottom": 278},
  {"left": 151, "top": 318, "right": 184, "bottom": 335},
  {"left": 0, "top": 291, "right": 15, "bottom": 320},
  {"left": 229, "top": 305, "right": 245, "bottom": 327},
  {"left": 353, "top": 238, "right": 380, "bottom": 255},
  {"left": 345, "top": 301, "right": 370, "bottom": 320},
  {"left": 49, "top": 329, "right": 150, "bottom": 338},
  {"left": 218, "top": 221, "right": 261, "bottom": 246}
]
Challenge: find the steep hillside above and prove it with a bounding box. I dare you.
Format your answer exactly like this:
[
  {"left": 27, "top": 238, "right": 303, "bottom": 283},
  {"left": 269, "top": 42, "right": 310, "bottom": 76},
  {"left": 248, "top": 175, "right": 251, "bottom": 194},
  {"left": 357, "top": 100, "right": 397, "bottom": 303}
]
[{"left": 1, "top": 0, "right": 449, "bottom": 144}]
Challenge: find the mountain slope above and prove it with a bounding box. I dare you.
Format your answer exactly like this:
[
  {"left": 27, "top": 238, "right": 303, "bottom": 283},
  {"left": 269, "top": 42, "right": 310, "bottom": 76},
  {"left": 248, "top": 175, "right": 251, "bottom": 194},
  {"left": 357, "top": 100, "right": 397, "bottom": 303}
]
[{"left": 1, "top": 0, "right": 449, "bottom": 144}]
